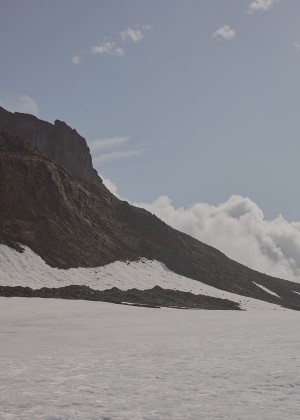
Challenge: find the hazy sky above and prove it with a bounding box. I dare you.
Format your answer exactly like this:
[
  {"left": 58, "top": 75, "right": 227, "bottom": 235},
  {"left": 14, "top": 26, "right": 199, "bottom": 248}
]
[{"left": 1, "top": 0, "right": 300, "bottom": 221}]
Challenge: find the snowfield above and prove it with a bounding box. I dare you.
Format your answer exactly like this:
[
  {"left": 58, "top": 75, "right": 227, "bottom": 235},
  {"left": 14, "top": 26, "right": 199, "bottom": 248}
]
[
  {"left": 1, "top": 245, "right": 299, "bottom": 418},
  {"left": 0, "top": 298, "right": 300, "bottom": 419},
  {"left": 0, "top": 244, "right": 289, "bottom": 311}
]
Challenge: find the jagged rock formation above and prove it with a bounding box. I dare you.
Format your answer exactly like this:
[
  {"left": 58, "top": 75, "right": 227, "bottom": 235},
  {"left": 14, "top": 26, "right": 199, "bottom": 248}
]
[
  {"left": 1, "top": 109, "right": 300, "bottom": 310},
  {"left": 0, "top": 106, "right": 100, "bottom": 186}
]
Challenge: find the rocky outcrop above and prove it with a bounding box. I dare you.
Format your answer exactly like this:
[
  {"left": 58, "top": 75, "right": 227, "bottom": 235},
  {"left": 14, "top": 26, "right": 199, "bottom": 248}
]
[
  {"left": 0, "top": 285, "right": 241, "bottom": 310},
  {"left": 0, "top": 106, "right": 100, "bottom": 186},
  {"left": 1, "top": 131, "right": 300, "bottom": 310}
]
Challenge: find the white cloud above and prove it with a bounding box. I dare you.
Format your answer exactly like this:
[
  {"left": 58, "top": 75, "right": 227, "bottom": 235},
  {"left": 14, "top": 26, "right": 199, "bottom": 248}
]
[
  {"left": 89, "top": 136, "right": 129, "bottom": 152},
  {"left": 212, "top": 25, "right": 236, "bottom": 41},
  {"left": 94, "top": 149, "right": 141, "bottom": 164},
  {"left": 120, "top": 27, "right": 144, "bottom": 43},
  {"left": 71, "top": 55, "right": 81, "bottom": 65},
  {"left": 293, "top": 42, "right": 300, "bottom": 51},
  {"left": 97, "top": 175, "right": 300, "bottom": 281},
  {"left": 90, "top": 135, "right": 144, "bottom": 164},
  {"left": 247, "top": 0, "right": 279, "bottom": 13},
  {"left": 101, "top": 176, "right": 119, "bottom": 197},
  {"left": 88, "top": 25, "right": 152, "bottom": 60},
  {"left": 0, "top": 94, "right": 39, "bottom": 116},
  {"left": 142, "top": 25, "right": 154, "bottom": 31},
  {"left": 129, "top": 194, "right": 300, "bottom": 282},
  {"left": 91, "top": 42, "right": 124, "bottom": 57}
]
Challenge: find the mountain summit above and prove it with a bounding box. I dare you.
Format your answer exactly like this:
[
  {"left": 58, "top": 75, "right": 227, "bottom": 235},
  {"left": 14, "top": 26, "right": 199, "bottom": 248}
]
[{"left": 0, "top": 106, "right": 100, "bottom": 186}]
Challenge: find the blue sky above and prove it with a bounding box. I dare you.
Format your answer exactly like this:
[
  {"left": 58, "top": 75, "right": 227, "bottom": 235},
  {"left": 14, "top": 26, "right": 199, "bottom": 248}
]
[{"left": 1, "top": 0, "right": 300, "bottom": 220}]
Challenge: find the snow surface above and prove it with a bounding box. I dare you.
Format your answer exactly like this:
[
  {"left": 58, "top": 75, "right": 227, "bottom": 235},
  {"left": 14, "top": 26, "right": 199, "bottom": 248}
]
[
  {"left": 253, "top": 282, "right": 281, "bottom": 298},
  {"left": 0, "top": 297, "right": 299, "bottom": 420},
  {"left": 0, "top": 244, "right": 286, "bottom": 311}
]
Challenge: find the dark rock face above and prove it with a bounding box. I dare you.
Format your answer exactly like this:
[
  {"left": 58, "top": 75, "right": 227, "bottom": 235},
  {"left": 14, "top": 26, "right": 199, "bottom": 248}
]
[
  {"left": 0, "top": 106, "right": 100, "bottom": 186},
  {"left": 0, "top": 285, "right": 241, "bottom": 310},
  {"left": 1, "top": 110, "right": 300, "bottom": 310}
]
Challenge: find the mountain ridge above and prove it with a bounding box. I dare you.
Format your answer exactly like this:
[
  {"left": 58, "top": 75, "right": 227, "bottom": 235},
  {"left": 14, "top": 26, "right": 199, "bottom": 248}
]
[{"left": 1, "top": 108, "right": 300, "bottom": 310}]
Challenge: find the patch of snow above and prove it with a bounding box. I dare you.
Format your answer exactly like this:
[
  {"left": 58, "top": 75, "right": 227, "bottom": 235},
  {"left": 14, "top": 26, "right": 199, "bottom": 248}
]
[
  {"left": 0, "top": 244, "right": 292, "bottom": 311},
  {"left": 253, "top": 282, "right": 281, "bottom": 298},
  {"left": 0, "top": 298, "right": 299, "bottom": 419}
]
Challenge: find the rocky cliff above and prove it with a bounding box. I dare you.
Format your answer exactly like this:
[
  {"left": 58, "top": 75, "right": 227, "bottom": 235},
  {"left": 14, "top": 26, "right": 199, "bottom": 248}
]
[{"left": 0, "top": 106, "right": 100, "bottom": 186}]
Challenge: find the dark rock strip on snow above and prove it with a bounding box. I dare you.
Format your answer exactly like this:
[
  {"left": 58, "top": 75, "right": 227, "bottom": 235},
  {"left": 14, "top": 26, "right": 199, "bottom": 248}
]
[{"left": 0, "top": 285, "right": 241, "bottom": 310}]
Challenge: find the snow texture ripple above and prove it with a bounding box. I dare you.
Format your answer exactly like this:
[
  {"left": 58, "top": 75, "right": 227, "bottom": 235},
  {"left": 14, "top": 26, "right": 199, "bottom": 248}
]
[{"left": 0, "top": 298, "right": 299, "bottom": 419}]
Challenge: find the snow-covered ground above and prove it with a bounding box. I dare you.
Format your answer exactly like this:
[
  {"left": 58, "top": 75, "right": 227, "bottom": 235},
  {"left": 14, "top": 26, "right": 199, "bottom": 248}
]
[
  {"left": 0, "top": 298, "right": 300, "bottom": 420},
  {"left": 0, "top": 245, "right": 288, "bottom": 311}
]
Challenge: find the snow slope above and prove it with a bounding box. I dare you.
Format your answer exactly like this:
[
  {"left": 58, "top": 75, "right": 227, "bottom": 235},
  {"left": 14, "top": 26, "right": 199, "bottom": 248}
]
[
  {"left": 253, "top": 282, "right": 281, "bottom": 298},
  {"left": 0, "top": 297, "right": 299, "bottom": 420},
  {"left": 0, "top": 244, "right": 286, "bottom": 311}
]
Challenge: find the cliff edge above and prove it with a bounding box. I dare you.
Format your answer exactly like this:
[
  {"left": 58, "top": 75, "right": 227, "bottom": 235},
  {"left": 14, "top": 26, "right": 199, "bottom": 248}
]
[{"left": 0, "top": 106, "right": 100, "bottom": 186}]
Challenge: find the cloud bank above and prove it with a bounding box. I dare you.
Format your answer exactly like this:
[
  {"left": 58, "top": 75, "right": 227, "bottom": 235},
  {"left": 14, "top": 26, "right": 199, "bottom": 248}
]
[
  {"left": 100, "top": 174, "right": 300, "bottom": 282},
  {"left": 132, "top": 194, "right": 300, "bottom": 282},
  {"left": 101, "top": 177, "right": 300, "bottom": 283},
  {"left": 0, "top": 94, "right": 39, "bottom": 116}
]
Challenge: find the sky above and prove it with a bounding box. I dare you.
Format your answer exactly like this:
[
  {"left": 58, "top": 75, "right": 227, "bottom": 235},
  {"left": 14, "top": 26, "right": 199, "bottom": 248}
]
[{"left": 2, "top": 0, "right": 300, "bottom": 280}]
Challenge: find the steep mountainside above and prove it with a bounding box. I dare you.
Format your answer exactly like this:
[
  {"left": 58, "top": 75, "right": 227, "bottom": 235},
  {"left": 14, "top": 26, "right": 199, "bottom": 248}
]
[{"left": 1, "top": 110, "right": 300, "bottom": 310}]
